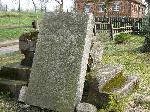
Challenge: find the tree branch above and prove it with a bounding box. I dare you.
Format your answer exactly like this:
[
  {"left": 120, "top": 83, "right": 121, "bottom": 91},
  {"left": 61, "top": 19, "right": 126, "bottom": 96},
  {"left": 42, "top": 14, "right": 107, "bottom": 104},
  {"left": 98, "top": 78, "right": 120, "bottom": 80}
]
[
  {"left": 54, "top": 0, "right": 61, "bottom": 5},
  {"left": 31, "top": 0, "right": 37, "bottom": 12}
]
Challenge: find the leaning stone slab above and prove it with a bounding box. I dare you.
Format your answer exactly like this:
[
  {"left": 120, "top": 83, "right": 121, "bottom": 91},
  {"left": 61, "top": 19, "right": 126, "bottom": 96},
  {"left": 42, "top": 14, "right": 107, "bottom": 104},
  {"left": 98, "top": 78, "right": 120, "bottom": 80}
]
[
  {"left": 24, "top": 12, "right": 94, "bottom": 112},
  {"left": 90, "top": 41, "right": 103, "bottom": 67},
  {"left": 76, "top": 102, "right": 97, "bottom": 112}
]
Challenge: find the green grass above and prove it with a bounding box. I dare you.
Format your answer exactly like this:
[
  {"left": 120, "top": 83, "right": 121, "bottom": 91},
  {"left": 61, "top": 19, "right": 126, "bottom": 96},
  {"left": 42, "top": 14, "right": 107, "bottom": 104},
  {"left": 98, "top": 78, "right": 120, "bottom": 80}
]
[
  {"left": 0, "top": 28, "right": 33, "bottom": 41},
  {"left": 101, "top": 34, "right": 150, "bottom": 96},
  {"left": 0, "top": 11, "right": 42, "bottom": 41}
]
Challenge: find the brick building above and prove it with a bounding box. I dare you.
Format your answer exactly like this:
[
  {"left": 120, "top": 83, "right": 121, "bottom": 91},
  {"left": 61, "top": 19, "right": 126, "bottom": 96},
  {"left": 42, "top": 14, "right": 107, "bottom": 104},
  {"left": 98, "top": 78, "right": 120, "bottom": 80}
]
[{"left": 75, "top": 0, "right": 146, "bottom": 18}]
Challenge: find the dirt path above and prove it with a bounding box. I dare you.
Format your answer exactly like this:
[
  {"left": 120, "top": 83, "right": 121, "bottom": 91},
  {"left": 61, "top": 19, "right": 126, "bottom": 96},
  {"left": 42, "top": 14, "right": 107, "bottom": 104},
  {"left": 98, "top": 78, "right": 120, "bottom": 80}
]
[
  {"left": 0, "top": 45, "right": 19, "bottom": 55},
  {"left": 0, "top": 40, "right": 19, "bottom": 48}
]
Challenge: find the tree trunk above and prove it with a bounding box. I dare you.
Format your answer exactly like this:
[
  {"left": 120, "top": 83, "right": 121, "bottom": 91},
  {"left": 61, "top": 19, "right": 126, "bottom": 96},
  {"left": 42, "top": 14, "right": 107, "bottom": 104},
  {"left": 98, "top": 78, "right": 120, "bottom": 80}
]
[
  {"left": 18, "top": 0, "right": 20, "bottom": 12},
  {"left": 31, "top": 0, "right": 37, "bottom": 13},
  {"left": 148, "top": 3, "right": 150, "bottom": 14},
  {"left": 54, "top": 0, "right": 63, "bottom": 12}
]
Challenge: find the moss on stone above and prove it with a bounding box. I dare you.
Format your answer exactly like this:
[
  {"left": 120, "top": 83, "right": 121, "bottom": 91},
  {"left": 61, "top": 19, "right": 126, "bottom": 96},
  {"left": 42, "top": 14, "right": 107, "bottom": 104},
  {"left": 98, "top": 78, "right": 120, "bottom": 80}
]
[{"left": 101, "top": 72, "right": 126, "bottom": 93}]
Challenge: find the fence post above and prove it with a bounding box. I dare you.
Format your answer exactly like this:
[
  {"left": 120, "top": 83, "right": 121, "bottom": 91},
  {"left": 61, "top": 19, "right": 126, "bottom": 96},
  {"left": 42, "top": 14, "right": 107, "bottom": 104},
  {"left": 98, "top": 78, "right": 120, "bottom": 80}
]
[
  {"left": 110, "top": 19, "right": 113, "bottom": 40},
  {"left": 93, "top": 25, "right": 96, "bottom": 36},
  {"left": 132, "top": 18, "right": 136, "bottom": 34},
  {"left": 5, "top": 5, "right": 7, "bottom": 12}
]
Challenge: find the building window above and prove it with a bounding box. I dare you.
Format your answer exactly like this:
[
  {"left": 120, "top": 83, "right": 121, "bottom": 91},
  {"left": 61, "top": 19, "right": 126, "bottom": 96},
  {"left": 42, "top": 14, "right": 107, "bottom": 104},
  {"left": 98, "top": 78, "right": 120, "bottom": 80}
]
[
  {"left": 112, "top": 2, "right": 120, "bottom": 11},
  {"left": 98, "top": 3, "right": 105, "bottom": 12},
  {"left": 142, "top": 8, "right": 144, "bottom": 14},
  {"left": 138, "top": 6, "right": 141, "bottom": 12},
  {"left": 84, "top": 4, "right": 91, "bottom": 13},
  {"left": 134, "top": 5, "right": 137, "bottom": 12}
]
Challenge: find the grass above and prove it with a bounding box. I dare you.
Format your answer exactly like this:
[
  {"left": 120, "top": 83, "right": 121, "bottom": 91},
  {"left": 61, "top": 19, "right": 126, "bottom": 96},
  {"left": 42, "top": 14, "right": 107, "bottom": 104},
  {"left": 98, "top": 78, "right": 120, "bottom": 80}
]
[
  {"left": 0, "top": 11, "right": 42, "bottom": 41},
  {"left": 101, "top": 33, "right": 150, "bottom": 97}
]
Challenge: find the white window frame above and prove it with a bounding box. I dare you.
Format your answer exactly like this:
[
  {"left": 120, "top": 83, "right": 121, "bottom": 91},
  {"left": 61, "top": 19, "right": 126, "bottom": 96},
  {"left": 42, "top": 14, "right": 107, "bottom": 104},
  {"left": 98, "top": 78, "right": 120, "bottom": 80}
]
[
  {"left": 84, "top": 4, "right": 91, "bottom": 13},
  {"left": 112, "top": 1, "right": 120, "bottom": 12},
  {"left": 98, "top": 3, "right": 105, "bottom": 12}
]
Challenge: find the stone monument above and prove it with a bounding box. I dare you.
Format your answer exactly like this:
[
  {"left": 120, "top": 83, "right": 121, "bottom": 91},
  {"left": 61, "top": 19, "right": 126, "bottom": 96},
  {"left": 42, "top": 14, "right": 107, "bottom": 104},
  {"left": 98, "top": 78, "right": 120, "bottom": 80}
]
[{"left": 24, "top": 12, "right": 94, "bottom": 112}]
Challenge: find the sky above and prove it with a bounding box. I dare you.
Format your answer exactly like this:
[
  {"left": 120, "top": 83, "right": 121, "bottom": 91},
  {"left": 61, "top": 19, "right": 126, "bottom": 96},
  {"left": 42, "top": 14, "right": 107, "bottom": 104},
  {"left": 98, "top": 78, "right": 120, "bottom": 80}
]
[
  {"left": 1, "top": 0, "right": 74, "bottom": 12},
  {"left": 1, "top": 0, "right": 147, "bottom": 12}
]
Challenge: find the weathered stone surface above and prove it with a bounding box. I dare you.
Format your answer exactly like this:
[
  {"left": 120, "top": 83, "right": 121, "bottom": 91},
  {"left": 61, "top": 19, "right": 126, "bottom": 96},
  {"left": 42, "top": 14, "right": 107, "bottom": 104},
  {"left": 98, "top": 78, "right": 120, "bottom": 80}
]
[
  {"left": 87, "top": 35, "right": 103, "bottom": 72},
  {"left": 76, "top": 102, "right": 97, "bottom": 112},
  {"left": 18, "top": 86, "right": 28, "bottom": 102},
  {"left": 96, "top": 64, "right": 124, "bottom": 93},
  {"left": 24, "top": 12, "right": 94, "bottom": 112},
  {"left": 90, "top": 41, "right": 103, "bottom": 68},
  {"left": 114, "top": 75, "right": 140, "bottom": 98},
  {"left": 19, "top": 31, "right": 38, "bottom": 67},
  {"left": 134, "top": 94, "right": 150, "bottom": 108}
]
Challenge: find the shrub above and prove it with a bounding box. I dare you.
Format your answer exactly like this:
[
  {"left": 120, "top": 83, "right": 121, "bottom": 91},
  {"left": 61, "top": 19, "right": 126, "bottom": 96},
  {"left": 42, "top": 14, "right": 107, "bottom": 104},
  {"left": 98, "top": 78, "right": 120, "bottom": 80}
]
[{"left": 114, "top": 33, "right": 131, "bottom": 44}]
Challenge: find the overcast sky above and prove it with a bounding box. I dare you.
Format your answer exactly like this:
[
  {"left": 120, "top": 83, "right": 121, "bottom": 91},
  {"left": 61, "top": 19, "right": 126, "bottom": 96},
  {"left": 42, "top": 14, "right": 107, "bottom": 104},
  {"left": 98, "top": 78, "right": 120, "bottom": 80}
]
[
  {"left": 1, "top": 0, "right": 147, "bottom": 12},
  {"left": 1, "top": 0, "right": 74, "bottom": 11}
]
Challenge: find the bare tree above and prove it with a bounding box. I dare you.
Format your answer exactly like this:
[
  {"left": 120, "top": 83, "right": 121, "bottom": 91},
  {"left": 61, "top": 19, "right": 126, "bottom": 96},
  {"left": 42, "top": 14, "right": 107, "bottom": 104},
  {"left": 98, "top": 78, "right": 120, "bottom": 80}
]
[
  {"left": 53, "top": 0, "right": 63, "bottom": 12},
  {"left": 31, "top": 0, "right": 37, "bottom": 13},
  {"left": 18, "top": 0, "right": 20, "bottom": 12},
  {"left": 39, "top": 0, "right": 48, "bottom": 12},
  {"left": 39, "top": 0, "right": 63, "bottom": 12},
  {"left": 0, "top": 0, "right": 2, "bottom": 8},
  {"left": 145, "top": 0, "right": 150, "bottom": 13}
]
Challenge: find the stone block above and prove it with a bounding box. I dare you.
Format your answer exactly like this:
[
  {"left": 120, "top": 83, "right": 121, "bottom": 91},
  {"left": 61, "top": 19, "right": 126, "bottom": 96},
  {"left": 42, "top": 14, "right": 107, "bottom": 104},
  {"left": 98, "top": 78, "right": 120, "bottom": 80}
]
[
  {"left": 76, "top": 103, "right": 97, "bottom": 112},
  {"left": 0, "top": 78, "right": 27, "bottom": 98},
  {"left": 113, "top": 75, "right": 140, "bottom": 98},
  {"left": 0, "top": 62, "right": 31, "bottom": 81},
  {"left": 24, "top": 12, "right": 94, "bottom": 112},
  {"left": 18, "top": 86, "right": 28, "bottom": 102},
  {"left": 90, "top": 41, "right": 103, "bottom": 67},
  {"left": 96, "top": 64, "right": 125, "bottom": 93}
]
